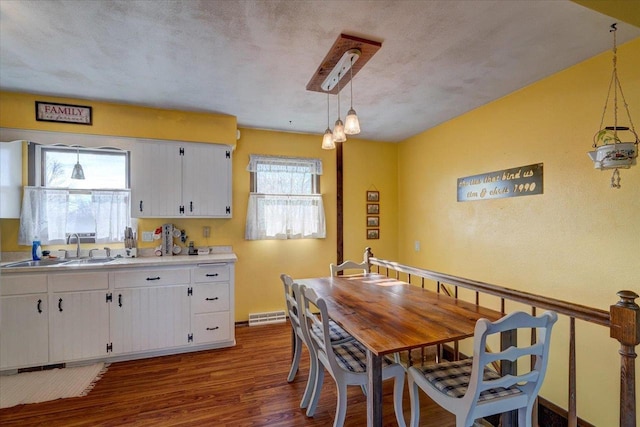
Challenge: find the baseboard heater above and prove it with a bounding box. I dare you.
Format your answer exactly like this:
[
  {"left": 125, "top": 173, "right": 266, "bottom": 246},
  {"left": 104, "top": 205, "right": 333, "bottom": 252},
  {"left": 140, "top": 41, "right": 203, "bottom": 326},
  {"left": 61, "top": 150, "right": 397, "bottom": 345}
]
[{"left": 248, "top": 310, "right": 286, "bottom": 326}]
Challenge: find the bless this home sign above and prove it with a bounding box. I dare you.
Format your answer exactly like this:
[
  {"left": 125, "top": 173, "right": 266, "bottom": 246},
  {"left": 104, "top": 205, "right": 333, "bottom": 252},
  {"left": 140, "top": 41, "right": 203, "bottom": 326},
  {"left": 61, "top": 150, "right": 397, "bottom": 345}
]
[{"left": 36, "top": 101, "right": 92, "bottom": 125}]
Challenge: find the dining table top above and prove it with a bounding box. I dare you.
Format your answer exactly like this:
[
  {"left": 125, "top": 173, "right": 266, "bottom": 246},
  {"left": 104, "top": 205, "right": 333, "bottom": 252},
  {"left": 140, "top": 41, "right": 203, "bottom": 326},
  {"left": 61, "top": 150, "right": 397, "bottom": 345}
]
[{"left": 296, "top": 273, "right": 504, "bottom": 356}]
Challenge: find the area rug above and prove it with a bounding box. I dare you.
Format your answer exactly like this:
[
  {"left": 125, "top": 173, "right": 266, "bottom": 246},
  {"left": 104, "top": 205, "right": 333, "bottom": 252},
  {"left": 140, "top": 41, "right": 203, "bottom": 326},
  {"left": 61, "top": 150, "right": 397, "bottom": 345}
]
[{"left": 0, "top": 362, "right": 108, "bottom": 409}]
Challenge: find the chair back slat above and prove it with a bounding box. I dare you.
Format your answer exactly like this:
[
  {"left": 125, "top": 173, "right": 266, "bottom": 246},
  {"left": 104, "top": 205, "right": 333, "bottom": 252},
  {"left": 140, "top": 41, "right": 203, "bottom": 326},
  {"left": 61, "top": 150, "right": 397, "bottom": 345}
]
[
  {"left": 483, "top": 342, "right": 544, "bottom": 364},
  {"left": 480, "top": 371, "right": 540, "bottom": 393},
  {"left": 330, "top": 260, "right": 369, "bottom": 276}
]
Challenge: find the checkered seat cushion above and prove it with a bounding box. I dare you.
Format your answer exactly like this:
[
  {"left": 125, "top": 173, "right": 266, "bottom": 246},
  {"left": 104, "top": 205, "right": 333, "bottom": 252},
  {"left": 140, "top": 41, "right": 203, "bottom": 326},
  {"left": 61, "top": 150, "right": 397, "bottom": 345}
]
[
  {"left": 415, "top": 359, "right": 522, "bottom": 402},
  {"left": 332, "top": 339, "right": 395, "bottom": 373},
  {"left": 312, "top": 319, "right": 353, "bottom": 343}
]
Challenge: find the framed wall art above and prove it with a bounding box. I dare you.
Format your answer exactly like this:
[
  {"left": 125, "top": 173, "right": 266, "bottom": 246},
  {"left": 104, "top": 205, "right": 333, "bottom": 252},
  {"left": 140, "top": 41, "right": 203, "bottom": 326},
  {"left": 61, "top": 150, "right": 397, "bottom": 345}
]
[
  {"left": 367, "top": 203, "right": 379, "bottom": 214},
  {"left": 367, "top": 216, "right": 379, "bottom": 227},
  {"left": 367, "top": 229, "right": 379, "bottom": 239},
  {"left": 366, "top": 190, "right": 379, "bottom": 202}
]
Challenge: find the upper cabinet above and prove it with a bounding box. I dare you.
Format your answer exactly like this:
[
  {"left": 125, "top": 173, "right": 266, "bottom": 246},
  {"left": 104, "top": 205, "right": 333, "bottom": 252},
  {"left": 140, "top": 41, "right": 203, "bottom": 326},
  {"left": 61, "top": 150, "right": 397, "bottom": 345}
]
[
  {"left": 0, "top": 140, "right": 23, "bottom": 218},
  {"left": 131, "top": 140, "right": 232, "bottom": 218}
]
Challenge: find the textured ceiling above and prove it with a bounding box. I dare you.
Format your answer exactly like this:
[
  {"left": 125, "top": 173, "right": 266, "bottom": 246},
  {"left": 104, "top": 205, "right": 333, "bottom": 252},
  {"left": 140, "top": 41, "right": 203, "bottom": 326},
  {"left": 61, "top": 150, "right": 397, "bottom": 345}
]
[{"left": 1, "top": 0, "right": 638, "bottom": 142}]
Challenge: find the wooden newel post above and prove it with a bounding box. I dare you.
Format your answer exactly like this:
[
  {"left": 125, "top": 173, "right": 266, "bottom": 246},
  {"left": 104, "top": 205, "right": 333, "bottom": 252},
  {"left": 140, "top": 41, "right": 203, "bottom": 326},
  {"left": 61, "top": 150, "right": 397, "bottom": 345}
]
[
  {"left": 610, "top": 290, "right": 640, "bottom": 427},
  {"left": 363, "top": 247, "right": 373, "bottom": 272}
]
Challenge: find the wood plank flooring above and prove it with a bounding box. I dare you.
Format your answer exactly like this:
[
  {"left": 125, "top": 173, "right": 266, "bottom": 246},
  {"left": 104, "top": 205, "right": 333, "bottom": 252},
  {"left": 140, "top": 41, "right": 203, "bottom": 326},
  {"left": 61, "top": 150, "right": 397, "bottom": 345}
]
[{"left": 0, "top": 322, "right": 456, "bottom": 426}]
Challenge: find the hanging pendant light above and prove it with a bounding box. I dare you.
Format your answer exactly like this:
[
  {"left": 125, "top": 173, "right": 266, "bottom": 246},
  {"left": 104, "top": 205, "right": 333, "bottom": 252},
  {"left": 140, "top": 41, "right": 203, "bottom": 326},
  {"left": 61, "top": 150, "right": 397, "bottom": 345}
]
[
  {"left": 344, "top": 55, "right": 361, "bottom": 135},
  {"left": 332, "top": 72, "right": 347, "bottom": 143},
  {"left": 587, "top": 23, "right": 638, "bottom": 188},
  {"left": 322, "top": 91, "right": 336, "bottom": 149},
  {"left": 71, "top": 146, "right": 85, "bottom": 180}
]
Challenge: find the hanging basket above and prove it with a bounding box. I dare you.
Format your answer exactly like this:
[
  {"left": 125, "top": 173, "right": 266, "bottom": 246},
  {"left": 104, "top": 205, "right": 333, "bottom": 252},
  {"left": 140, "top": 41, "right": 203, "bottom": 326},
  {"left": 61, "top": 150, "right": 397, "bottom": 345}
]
[{"left": 588, "top": 142, "right": 638, "bottom": 170}]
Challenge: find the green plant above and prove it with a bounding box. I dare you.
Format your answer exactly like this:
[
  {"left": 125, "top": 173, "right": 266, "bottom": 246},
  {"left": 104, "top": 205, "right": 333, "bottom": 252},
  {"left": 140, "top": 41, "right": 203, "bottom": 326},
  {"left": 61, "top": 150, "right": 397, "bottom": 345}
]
[{"left": 596, "top": 128, "right": 623, "bottom": 145}]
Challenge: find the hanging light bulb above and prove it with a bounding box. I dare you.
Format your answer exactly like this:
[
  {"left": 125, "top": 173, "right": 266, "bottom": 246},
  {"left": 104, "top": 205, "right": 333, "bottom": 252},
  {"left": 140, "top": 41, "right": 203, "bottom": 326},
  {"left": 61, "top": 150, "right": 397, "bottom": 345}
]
[
  {"left": 71, "top": 146, "right": 85, "bottom": 180},
  {"left": 322, "top": 91, "right": 336, "bottom": 149},
  {"left": 344, "top": 56, "right": 360, "bottom": 135},
  {"left": 332, "top": 72, "right": 347, "bottom": 143}
]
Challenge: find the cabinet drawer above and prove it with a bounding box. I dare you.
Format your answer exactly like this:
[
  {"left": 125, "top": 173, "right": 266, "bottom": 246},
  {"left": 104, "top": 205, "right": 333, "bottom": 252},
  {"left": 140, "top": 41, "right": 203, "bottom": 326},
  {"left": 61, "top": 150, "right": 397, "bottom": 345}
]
[
  {"left": 192, "top": 283, "right": 230, "bottom": 313},
  {"left": 192, "top": 312, "right": 231, "bottom": 344},
  {"left": 51, "top": 272, "right": 109, "bottom": 292},
  {"left": 1, "top": 274, "right": 48, "bottom": 295},
  {"left": 193, "top": 263, "right": 229, "bottom": 283},
  {"left": 113, "top": 268, "right": 190, "bottom": 288}
]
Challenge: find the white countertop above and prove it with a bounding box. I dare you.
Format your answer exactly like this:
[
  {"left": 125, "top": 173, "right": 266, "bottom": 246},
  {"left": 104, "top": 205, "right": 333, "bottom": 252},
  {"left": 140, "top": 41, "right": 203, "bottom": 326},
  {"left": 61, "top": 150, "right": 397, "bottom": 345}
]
[{"left": 0, "top": 252, "right": 237, "bottom": 273}]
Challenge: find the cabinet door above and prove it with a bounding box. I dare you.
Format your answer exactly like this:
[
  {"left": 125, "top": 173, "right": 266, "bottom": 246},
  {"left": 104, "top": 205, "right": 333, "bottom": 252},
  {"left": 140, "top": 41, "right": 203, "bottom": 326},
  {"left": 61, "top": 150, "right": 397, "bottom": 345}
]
[
  {"left": 182, "top": 143, "right": 232, "bottom": 217},
  {"left": 50, "top": 291, "right": 110, "bottom": 363},
  {"left": 110, "top": 285, "right": 190, "bottom": 354},
  {"left": 0, "top": 295, "right": 49, "bottom": 369},
  {"left": 131, "top": 140, "right": 182, "bottom": 217}
]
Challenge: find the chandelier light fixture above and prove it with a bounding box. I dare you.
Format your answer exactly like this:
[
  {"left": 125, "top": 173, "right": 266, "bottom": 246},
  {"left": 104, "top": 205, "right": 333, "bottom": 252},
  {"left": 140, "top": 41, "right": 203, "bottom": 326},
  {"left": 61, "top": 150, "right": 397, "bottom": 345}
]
[
  {"left": 587, "top": 23, "right": 638, "bottom": 188},
  {"left": 332, "top": 73, "right": 347, "bottom": 143},
  {"left": 71, "top": 146, "right": 85, "bottom": 180},
  {"left": 322, "top": 91, "right": 336, "bottom": 150},
  {"left": 306, "top": 34, "right": 381, "bottom": 149},
  {"left": 344, "top": 55, "right": 361, "bottom": 135}
]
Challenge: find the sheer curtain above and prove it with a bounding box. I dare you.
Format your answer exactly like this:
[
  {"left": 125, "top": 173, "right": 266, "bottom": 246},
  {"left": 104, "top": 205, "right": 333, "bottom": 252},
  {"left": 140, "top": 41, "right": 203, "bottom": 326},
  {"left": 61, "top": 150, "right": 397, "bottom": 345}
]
[
  {"left": 245, "top": 155, "right": 326, "bottom": 240},
  {"left": 92, "top": 190, "right": 130, "bottom": 243},
  {"left": 19, "top": 187, "right": 130, "bottom": 245}
]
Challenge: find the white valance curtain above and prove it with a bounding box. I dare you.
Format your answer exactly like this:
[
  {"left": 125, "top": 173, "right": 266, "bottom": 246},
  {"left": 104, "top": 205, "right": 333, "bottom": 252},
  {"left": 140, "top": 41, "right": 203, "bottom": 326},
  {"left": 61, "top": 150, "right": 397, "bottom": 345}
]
[
  {"left": 246, "top": 155, "right": 323, "bottom": 176},
  {"left": 18, "top": 187, "right": 130, "bottom": 245}
]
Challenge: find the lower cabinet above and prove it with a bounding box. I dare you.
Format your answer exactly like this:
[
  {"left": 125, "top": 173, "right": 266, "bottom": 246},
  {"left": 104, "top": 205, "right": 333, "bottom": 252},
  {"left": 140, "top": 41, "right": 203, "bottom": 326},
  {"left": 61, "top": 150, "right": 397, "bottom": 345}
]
[
  {"left": 49, "top": 272, "right": 110, "bottom": 363},
  {"left": 50, "top": 291, "right": 110, "bottom": 362},
  {"left": 1, "top": 257, "right": 236, "bottom": 370},
  {"left": 110, "top": 285, "right": 190, "bottom": 354},
  {"left": 0, "top": 294, "right": 49, "bottom": 369}
]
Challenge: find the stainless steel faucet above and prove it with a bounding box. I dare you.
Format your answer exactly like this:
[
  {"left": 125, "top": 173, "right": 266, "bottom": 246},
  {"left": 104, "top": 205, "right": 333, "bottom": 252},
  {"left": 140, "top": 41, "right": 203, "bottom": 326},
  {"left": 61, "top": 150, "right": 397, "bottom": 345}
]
[{"left": 66, "top": 233, "right": 81, "bottom": 258}]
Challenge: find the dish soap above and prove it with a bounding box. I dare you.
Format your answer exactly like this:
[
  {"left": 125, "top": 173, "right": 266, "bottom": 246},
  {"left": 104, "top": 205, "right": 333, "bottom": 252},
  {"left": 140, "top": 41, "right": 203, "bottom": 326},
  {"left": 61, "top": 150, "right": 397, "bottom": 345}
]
[{"left": 32, "top": 238, "right": 42, "bottom": 261}]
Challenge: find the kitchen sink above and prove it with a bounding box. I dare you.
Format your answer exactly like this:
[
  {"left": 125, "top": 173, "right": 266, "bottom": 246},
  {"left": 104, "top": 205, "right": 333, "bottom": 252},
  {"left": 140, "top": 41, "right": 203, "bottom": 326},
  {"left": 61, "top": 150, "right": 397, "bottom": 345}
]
[
  {"left": 62, "top": 257, "right": 117, "bottom": 266},
  {"left": 2, "top": 259, "right": 71, "bottom": 268},
  {"left": 2, "top": 257, "right": 117, "bottom": 268}
]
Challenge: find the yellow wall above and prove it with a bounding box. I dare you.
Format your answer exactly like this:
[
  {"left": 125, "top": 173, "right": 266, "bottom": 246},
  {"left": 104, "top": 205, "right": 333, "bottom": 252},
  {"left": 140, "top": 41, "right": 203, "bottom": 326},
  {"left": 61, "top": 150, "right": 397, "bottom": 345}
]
[
  {"left": 397, "top": 38, "right": 640, "bottom": 426},
  {"left": 0, "top": 91, "right": 399, "bottom": 321}
]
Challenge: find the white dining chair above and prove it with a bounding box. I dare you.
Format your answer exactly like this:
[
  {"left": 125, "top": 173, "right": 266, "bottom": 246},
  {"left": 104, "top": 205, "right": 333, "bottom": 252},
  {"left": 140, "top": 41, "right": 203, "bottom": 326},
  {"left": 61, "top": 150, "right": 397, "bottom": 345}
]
[
  {"left": 329, "top": 260, "right": 369, "bottom": 277},
  {"left": 298, "top": 284, "right": 407, "bottom": 427},
  {"left": 407, "top": 310, "right": 558, "bottom": 427},
  {"left": 280, "top": 274, "right": 353, "bottom": 410}
]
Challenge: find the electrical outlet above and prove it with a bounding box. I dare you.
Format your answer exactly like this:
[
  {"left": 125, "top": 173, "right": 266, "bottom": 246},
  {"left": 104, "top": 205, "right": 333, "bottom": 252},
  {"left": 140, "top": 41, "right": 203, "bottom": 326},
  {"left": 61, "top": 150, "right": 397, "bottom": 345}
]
[
  {"left": 203, "top": 226, "right": 210, "bottom": 238},
  {"left": 414, "top": 240, "right": 421, "bottom": 252},
  {"left": 142, "top": 231, "right": 154, "bottom": 242}
]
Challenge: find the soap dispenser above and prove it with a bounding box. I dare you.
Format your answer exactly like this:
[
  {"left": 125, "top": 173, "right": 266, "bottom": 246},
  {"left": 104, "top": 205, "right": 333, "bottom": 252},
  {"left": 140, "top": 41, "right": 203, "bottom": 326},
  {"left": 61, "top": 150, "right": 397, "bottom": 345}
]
[{"left": 32, "top": 237, "right": 42, "bottom": 261}]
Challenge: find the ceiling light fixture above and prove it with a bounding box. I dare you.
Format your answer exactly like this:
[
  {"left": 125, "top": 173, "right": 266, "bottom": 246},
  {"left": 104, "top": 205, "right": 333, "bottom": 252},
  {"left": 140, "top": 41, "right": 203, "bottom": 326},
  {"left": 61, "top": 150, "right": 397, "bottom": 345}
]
[
  {"left": 71, "top": 146, "right": 85, "bottom": 180},
  {"left": 344, "top": 54, "right": 361, "bottom": 135},
  {"left": 332, "top": 73, "right": 347, "bottom": 143},
  {"left": 587, "top": 23, "right": 638, "bottom": 188},
  {"left": 322, "top": 91, "right": 336, "bottom": 150}
]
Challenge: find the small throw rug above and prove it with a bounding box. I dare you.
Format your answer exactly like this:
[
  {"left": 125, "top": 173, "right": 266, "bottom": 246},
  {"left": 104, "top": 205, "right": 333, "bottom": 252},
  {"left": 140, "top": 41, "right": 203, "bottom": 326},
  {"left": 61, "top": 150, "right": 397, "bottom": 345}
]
[{"left": 0, "top": 362, "right": 108, "bottom": 409}]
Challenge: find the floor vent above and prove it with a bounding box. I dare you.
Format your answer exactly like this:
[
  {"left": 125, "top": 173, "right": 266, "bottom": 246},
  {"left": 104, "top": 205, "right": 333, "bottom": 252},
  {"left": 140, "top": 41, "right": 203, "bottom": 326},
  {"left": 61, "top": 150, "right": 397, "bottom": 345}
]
[{"left": 248, "top": 310, "right": 286, "bottom": 326}]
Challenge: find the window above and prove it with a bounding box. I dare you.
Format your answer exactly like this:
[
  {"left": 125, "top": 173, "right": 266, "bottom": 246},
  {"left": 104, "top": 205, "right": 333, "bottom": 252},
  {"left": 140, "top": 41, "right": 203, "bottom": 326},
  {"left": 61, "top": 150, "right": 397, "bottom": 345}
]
[
  {"left": 245, "top": 155, "right": 326, "bottom": 240},
  {"left": 18, "top": 144, "right": 131, "bottom": 245}
]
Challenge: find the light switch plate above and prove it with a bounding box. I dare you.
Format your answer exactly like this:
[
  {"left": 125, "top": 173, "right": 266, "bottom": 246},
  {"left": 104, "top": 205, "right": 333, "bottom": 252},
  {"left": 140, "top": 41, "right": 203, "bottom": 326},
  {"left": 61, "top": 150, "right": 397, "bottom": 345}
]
[{"left": 142, "top": 231, "right": 154, "bottom": 242}]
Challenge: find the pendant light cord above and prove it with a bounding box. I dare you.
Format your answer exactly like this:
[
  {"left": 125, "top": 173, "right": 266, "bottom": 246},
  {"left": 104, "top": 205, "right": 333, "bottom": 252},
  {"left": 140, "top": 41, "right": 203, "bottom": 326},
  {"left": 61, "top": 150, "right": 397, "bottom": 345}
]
[
  {"left": 349, "top": 57, "right": 354, "bottom": 109},
  {"left": 336, "top": 72, "right": 341, "bottom": 118}
]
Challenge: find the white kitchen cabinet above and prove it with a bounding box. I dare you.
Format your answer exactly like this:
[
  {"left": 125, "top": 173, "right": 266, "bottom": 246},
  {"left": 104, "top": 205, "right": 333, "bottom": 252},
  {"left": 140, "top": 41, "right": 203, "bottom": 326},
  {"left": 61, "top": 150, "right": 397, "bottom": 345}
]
[
  {"left": 131, "top": 140, "right": 182, "bottom": 217},
  {"left": 191, "top": 263, "right": 234, "bottom": 345},
  {"left": 0, "top": 274, "right": 49, "bottom": 369},
  {"left": 0, "top": 140, "right": 23, "bottom": 218},
  {"left": 110, "top": 267, "right": 191, "bottom": 354},
  {"left": 49, "top": 272, "right": 110, "bottom": 363},
  {"left": 0, "top": 295, "right": 49, "bottom": 369},
  {"left": 110, "top": 285, "right": 190, "bottom": 354},
  {"left": 131, "top": 140, "right": 232, "bottom": 218},
  {"left": 1, "top": 253, "right": 236, "bottom": 371}
]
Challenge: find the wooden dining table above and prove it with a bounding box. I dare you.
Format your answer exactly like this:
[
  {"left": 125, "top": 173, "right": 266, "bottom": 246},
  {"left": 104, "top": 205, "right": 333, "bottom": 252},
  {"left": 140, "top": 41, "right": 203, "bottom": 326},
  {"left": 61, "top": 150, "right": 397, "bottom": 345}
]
[{"left": 296, "top": 273, "right": 504, "bottom": 427}]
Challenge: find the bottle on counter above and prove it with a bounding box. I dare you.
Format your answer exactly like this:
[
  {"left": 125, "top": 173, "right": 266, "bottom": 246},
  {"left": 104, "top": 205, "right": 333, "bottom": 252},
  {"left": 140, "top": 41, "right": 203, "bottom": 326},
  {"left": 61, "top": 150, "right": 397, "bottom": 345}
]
[{"left": 32, "top": 238, "right": 42, "bottom": 261}]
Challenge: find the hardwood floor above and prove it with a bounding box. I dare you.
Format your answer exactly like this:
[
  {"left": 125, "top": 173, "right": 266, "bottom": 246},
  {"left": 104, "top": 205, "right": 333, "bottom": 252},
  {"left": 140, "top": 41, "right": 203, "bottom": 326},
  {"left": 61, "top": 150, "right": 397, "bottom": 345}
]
[{"left": 0, "top": 322, "right": 456, "bottom": 426}]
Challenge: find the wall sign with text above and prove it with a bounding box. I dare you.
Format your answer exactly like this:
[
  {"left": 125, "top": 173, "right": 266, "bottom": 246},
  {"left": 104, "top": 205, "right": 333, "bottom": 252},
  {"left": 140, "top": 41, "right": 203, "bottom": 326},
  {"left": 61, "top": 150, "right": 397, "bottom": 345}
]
[
  {"left": 457, "top": 163, "right": 543, "bottom": 202},
  {"left": 35, "top": 101, "right": 92, "bottom": 125}
]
